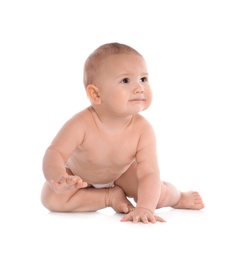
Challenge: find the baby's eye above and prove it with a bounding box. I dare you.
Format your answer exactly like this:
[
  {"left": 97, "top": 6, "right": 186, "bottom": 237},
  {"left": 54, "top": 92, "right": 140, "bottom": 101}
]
[
  {"left": 121, "top": 78, "right": 129, "bottom": 84},
  {"left": 140, "top": 77, "right": 148, "bottom": 83}
]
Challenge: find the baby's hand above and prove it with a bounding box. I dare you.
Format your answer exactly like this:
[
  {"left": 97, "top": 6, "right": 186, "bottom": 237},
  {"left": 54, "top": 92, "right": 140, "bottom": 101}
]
[
  {"left": 50, "top": 173, "right": 88, "bottom": 193},
  {"left": 120, "top": 207, "right": 166, "bottom": 224}
]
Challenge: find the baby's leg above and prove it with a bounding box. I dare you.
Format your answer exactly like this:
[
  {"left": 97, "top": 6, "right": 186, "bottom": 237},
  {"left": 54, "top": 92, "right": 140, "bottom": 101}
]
[
  {"left": 115, "top": 161, "right": 139, "bottom": 201},
  {"left": 157, "top": 181, "right": 205, "bottom": 210},
  {"left": 106, "top": 186, "right": 135, "bottom": 213},
  {"left": 115, "top": 161, "right": 204, "bottom": 210},
  {"left": 41, "top": 182, "right": 134, "bottom": 213}
]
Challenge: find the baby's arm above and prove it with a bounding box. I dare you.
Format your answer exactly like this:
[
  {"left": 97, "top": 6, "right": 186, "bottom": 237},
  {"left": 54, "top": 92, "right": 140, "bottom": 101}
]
[
  {"left": 121, "top": 122, "right": 164, "bottom": 223},
  {"left": 42, "top": 113, "right": 87, "bottom": 192}
]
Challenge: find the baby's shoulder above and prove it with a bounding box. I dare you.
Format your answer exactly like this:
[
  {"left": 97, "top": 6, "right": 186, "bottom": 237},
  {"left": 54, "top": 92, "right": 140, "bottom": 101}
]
[
  {"left": 70, "top": 107, "right": 91, "bottom": 119},
  {"left": 132, "top": 115, "right": 156, "bottom": 143},
  {"left": 131, "top": 114, "right": 155, "bottom": 137},
  {"left": 133, "top": 114, "right": 153, "bottom": 129},
  {"left": 65, "top": 107, "right": 92, "bottom": 127}
]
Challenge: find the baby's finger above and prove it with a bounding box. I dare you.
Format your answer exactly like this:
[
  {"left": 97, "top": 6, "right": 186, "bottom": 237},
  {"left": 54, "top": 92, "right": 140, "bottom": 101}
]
[
  {"left": 73, "top": 179, "right": 88, "bottom": 189},
  {"left": 67, "top": 175, "right": 83, "bottom": 183},
  {"left": 147, "top": 214, "right": 156, "bottom": 224},
  {"left": 120, "top": 213, "right": 133, "bottom": 222},
  {"left": 63, "top": 175, "right": 87, "bottom": 188},
  {"left": 50, "top": 179, "right": 64, "bottom": 191},
  {"left": 154, "top": 215, "right": 166, "bottom": 223},
  {"left": 66, "top": 176, "right": 76, "bottom": 185},
  {"left": 50, "top": 176, "right": 75, "bottom": 191},
  {"left": 57, "top": 175, "right": 68, "bottom": 185},
  {"left": 140, "top": 216, "right": 149, "bottom": 224},
  {"left": 132, "top": 216, "right": 140, "bottom": 224}
]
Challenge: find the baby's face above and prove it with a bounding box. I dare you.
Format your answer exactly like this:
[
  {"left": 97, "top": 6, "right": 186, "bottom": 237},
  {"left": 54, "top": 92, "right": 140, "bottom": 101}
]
[{"left": 94, "top": 53, "right": 152, "bottom": 116}]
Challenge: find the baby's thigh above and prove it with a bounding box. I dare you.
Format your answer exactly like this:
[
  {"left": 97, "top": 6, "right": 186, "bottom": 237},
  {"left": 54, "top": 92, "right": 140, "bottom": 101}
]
[
  {"left": 115, "top": 161, "right": 138, "bottom": 200},
  {"left": 40, "top": 181, "right": 77, "bottom": 211}
]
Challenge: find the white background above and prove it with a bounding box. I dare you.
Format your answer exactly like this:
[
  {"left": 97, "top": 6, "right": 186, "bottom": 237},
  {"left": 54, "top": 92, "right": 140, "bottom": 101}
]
[{"left": 0, "top": 0, "right": 231, "bottom": 259}]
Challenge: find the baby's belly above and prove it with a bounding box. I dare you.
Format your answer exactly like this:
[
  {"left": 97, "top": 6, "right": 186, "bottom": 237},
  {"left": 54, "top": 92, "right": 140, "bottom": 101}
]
[{"left": 66, "top": 156, "right": 133, "bottom": 185}]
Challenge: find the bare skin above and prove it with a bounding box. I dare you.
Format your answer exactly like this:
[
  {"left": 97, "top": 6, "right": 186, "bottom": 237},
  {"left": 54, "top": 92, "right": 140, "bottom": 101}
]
[
  {"left": 41, "top": 45, "right": 204, "bottom": 224},
  {"left": 172, "top": 191, "right": 204, "bottom": 210}
]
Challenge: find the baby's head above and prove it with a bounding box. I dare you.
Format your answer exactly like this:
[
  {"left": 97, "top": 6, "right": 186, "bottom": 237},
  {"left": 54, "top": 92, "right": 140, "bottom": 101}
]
[
  {"left": 83, "top": 42, "right": 152, "bottom": 115},
  {"left": 83, "top": 42, "right": 143, "bottom": 88}
]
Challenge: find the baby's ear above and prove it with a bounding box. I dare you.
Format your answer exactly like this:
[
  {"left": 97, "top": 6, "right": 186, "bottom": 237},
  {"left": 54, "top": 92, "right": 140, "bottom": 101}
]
[{"left": 86, "top": 84, "right": 101, "bottom": 104}]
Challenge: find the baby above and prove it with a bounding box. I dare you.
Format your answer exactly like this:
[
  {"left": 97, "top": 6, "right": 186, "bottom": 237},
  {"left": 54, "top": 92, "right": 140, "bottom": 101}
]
[{"left": 41, "top": 42, "right": 204, "bottom": 224}]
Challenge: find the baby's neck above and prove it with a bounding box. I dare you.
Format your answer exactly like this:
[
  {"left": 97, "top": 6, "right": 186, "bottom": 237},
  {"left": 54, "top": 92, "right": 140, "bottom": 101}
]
[{"left": 89, "top": 106, "right": 134, "bottom": 131}]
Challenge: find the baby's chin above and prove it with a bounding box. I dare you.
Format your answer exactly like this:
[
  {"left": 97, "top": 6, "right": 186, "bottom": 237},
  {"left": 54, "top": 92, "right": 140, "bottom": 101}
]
[
  {"left": 138, "top": 104, "right": 151, "bottom": 113},
  {"left": 131, "top": 102, "right": 151, "bottom": 113}
]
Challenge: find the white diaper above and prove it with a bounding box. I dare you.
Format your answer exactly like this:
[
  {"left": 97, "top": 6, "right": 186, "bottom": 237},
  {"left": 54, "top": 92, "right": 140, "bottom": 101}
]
[{"left": 92, "top": 182, "right": 114, "bottom": 189}]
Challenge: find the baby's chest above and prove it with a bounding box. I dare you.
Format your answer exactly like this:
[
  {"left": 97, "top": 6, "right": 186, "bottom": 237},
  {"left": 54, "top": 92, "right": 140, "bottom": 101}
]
[{"left": 80, "top": 135, "right": 137, "bottom": 166}]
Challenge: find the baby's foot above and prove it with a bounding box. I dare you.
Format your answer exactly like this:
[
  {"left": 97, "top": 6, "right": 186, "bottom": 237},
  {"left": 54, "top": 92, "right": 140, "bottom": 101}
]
[
  {"left": 106, "top": 186, "right": 135, "bottom": 213},
  {"left": 173, "top": 191, "right": 205, "bottom": 210}
]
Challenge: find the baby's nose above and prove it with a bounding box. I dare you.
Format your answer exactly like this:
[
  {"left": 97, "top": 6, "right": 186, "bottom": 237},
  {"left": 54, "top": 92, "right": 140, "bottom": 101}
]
[{"left": 134, "top": 85, "right": 144, "bottom": 93}]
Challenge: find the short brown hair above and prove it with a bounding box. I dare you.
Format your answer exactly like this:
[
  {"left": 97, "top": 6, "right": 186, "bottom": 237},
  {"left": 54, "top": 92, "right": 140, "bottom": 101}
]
[{"left": 83, "top": 42, "right": 142, "bottom": 88}]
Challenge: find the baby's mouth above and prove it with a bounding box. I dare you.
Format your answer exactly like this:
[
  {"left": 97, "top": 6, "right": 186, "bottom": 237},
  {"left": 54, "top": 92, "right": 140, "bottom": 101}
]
[{"left": 129, "top": 98, "right": 146, "bottom": 101}]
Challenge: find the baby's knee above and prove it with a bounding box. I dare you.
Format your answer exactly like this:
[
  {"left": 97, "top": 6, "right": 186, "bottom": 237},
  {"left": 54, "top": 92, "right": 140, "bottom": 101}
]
[
  {"left": 156, "top": 181, "right": 169, "bottom": 208},
  {"left": 40, "top": 182, "right": 63, "bottom": 212}
]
